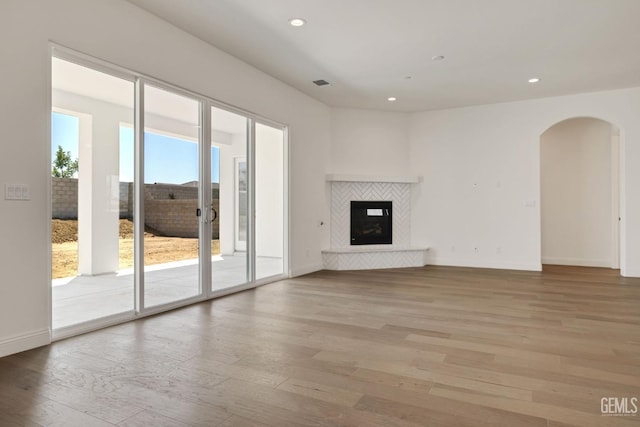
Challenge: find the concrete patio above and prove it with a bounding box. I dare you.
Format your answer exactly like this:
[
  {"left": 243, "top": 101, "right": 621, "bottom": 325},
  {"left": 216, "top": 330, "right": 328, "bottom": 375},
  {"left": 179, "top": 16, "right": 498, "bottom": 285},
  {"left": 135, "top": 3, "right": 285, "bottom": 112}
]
[{"left": 52, "top": 254, "right": 283, "bottom": 329}]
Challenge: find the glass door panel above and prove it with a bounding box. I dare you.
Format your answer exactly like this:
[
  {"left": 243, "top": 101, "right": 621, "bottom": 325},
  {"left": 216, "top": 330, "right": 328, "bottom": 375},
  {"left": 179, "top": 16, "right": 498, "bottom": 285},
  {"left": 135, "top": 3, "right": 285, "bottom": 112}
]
[
  {"left": 143, "top": 84, "right": 201, "bottom": 307},
  {"left": 51, "top": 53, "right": 290, "bottom": 340},
  {"left": 255, "top": 122, "right": 285, "bottom": 280},
  {"left": 211, "top": 106, "right": 248, "bottom": 291},
  {"left": 51, "top": 57, "right": 135, "bottom": 329}
]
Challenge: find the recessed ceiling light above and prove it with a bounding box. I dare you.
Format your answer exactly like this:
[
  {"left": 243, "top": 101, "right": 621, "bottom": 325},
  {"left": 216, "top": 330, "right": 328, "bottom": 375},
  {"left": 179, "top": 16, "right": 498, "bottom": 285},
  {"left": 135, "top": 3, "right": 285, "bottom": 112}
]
[
  {"left": 387, "top": 97, "right": 397, "bottom": 102},
  {"left": 528, "top": 78, "right": 541, "bottom": 83},
  {"left": 431, "top": 55, "right": 445, "bottom": 61},
  {"left": 289, "top": 18, "right": 306, "bottom": 27}
]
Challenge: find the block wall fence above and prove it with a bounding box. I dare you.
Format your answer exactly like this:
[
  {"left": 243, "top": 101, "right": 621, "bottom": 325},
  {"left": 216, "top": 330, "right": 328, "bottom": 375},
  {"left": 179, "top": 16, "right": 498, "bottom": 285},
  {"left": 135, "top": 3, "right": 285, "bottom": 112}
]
[{"left": 52, "top": 178, "right": 220, "bottom": 238}]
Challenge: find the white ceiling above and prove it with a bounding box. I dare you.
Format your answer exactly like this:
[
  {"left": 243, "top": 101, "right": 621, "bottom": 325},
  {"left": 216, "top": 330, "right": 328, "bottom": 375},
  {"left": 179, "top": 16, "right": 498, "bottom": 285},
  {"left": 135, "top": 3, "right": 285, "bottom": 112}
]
[
  {"left": 125, "top": 0, "right": 640, "bottom": 112},
  {"left": 53, "top": 58, "right": 247, "bottom": 136}
]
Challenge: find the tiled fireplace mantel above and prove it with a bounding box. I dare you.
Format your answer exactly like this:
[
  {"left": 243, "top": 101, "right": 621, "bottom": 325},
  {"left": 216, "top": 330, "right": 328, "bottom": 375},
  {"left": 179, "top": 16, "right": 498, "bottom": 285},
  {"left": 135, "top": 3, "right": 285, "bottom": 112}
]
[
  {"left": 326, "top": 174, "right": 422, "bottom": 184},
  {"left": 323, "top": 176, "right": 428, "bottom": 271}
]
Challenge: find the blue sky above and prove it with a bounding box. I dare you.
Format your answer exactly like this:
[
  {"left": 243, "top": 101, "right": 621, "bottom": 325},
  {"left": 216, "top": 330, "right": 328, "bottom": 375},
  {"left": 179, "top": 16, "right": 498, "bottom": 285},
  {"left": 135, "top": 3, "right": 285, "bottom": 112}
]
[{"left": 52, "top": 112, "right": 220, "bottom": 183}]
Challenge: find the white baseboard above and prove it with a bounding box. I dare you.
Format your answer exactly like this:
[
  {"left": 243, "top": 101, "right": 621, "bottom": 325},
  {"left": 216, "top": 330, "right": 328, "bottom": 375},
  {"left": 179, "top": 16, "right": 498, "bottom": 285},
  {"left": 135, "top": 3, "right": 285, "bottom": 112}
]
[
  {"left": 290, "top": 263, "right": 323, "bottom": 277},
  {"left": 0, "top": 329, "right": 51, "bottom": 358},
  {"left": 541, "top": 257, "right": 612, "bottom": 268},
  {"left": 429, "top": 257, "right": 542, "bottom": 272},
  {"left": 621, "top": 266, "right": 640, "bottom": 278}
]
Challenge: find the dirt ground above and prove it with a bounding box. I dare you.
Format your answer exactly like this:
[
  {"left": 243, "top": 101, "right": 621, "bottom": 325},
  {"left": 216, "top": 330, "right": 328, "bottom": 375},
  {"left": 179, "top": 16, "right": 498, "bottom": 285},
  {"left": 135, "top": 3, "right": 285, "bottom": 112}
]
[{"left": 52, "top": 220, "right": 219, "bottom": 279}]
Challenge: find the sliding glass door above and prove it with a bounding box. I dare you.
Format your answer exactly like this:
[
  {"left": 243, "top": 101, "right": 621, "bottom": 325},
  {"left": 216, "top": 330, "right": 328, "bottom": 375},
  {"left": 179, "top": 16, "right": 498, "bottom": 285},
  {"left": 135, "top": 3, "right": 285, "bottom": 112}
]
[
  {"left": 141, "top": 83, "right": 202, "bottom": 308},
  {"left": 51, "top": 50, "right": 288, "bottom": 335},
  {"left": 51, "top": 57, "right": 135, "bottom": 330},
  {"left": 210, "top": 106, "right": 248, "bottom": 291}
]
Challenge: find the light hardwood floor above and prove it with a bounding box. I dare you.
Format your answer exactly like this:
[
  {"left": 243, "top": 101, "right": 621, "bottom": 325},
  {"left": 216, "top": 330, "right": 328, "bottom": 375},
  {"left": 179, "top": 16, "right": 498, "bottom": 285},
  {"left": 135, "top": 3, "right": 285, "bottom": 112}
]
[{"left": 1, "top": 265, "right": 640, "bottom": 426}]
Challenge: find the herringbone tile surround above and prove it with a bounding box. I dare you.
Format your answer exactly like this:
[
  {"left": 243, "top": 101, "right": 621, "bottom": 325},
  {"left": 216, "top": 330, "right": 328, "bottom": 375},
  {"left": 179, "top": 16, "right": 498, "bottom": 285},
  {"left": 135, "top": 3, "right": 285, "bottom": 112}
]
[{"left": 325, "top": 181, "right": 426, "bottom": 270}]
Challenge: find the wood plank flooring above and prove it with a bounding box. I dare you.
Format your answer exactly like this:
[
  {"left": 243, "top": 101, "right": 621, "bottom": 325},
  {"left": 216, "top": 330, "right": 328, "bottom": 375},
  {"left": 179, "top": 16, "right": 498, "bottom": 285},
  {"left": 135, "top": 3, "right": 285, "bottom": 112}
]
[{"left": 1, "top": 265, "right": 640, "bottom": 426}]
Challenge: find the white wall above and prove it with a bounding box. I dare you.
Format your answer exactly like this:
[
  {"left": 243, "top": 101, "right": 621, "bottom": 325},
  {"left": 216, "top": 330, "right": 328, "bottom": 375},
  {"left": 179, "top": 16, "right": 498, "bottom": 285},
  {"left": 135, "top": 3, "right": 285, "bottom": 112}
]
[
  {"left": 256, "top": 124, "right": 284, "bottom": 259},
  {"left": 0, "top": 0, "right": 331, "bottom": 357},
  {"left": 330, "top": 108, "right": 410, "bottom": 175},
  {"left": 409, "top": 88, "right": 640, "bottom": 276},
  {"left": 541, "top": 118, "right": 614, "bottom": 267}
]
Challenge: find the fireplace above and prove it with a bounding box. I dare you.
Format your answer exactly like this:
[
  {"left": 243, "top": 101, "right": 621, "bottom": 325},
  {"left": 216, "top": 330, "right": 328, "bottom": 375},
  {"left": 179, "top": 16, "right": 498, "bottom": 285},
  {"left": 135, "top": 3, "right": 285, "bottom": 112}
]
[
  {"left": 350, "top": 201, "right": 392, "bottom": 245},
  {"left": 323, "top": 177, "right": 427, "bottom": 270}
]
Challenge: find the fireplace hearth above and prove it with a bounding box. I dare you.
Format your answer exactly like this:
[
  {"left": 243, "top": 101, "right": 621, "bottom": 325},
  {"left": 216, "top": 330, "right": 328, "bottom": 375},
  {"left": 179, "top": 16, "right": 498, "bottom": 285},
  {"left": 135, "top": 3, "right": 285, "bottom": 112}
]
[{"left": 323, "top": 176, "right": 427, "bottom": 270}]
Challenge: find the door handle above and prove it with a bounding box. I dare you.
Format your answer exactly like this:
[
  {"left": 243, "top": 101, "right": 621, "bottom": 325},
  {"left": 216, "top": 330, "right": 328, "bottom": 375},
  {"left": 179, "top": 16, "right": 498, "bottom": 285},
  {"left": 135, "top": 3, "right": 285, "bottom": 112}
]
[{"left": 197, "top": 207, "right": 216, "bottom": 223}]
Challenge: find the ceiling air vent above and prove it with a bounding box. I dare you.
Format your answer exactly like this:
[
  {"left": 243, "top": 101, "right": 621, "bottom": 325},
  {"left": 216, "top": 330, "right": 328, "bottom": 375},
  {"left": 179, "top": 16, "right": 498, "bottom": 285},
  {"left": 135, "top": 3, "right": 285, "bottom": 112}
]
[{"left": 313, "top": 79, "right": 330, "bottom": 86}]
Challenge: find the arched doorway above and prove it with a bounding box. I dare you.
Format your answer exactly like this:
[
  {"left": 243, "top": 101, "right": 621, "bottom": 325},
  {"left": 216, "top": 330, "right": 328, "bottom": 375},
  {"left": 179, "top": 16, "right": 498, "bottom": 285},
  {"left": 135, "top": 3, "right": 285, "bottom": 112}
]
[{"left": 540, "top": 117, "right": 620, "bottom": 270}]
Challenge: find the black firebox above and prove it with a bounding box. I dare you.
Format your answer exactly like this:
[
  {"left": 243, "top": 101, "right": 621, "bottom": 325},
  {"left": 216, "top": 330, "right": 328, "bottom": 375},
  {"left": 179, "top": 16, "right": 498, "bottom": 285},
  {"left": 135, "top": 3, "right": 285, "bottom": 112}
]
[{"left": 350, "top": 201, "right": 392, "bottom": 245}]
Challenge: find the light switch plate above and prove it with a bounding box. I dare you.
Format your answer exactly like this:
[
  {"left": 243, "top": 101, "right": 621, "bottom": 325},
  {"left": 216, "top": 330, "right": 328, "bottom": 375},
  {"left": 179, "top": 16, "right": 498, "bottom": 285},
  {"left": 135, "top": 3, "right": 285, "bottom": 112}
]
[
  {"left": 20, "top": 184, "right": 30, "bottom": 200},
  {"left": 5, "top": 184, "right": 17, "bottom": 200},
  {"left": 5, "top": 184, "right": 30, "bottom": 200}
]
